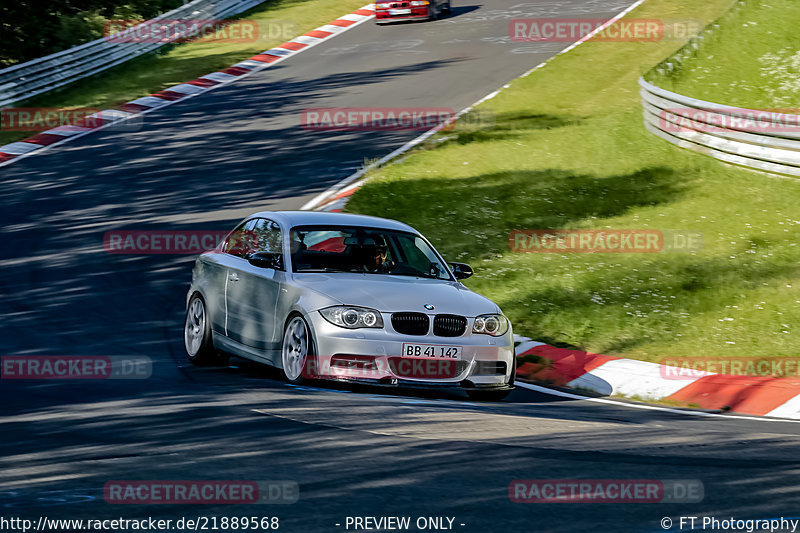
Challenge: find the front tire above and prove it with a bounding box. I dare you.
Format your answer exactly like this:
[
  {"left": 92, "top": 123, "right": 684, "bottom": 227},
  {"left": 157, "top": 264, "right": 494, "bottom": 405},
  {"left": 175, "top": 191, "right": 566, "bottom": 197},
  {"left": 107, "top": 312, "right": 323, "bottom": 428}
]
[
  {"left": 281, "top": 315, "right": 314, "bottom": 384},
  {"left": 184, "top": 294, "right": 220, "bottom": 366}
]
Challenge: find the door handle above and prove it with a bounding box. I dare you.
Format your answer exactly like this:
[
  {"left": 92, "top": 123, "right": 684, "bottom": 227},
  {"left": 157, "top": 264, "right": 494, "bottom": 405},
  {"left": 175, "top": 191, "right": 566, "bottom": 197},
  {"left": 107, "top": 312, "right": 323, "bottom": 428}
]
[{"left": 228, "top": 273, "right": 239, "bottom": 282}]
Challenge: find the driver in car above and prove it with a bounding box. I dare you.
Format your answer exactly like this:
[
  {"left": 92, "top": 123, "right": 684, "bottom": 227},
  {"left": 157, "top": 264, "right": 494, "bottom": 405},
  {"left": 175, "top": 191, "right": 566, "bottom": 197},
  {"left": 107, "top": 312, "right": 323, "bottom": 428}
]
[{"left": 359, "top": 236, "right": 394, "bottom": 273}]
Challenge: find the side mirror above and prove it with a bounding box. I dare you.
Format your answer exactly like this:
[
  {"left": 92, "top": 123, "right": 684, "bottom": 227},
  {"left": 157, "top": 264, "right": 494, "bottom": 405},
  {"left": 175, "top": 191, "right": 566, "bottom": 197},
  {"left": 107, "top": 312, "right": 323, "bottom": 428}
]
[
  {"left": 449, "top": 262, "right": 473, "bottom": 280},
  {"left": 248, "top": 251, "right": 283, "bottom": 270}
]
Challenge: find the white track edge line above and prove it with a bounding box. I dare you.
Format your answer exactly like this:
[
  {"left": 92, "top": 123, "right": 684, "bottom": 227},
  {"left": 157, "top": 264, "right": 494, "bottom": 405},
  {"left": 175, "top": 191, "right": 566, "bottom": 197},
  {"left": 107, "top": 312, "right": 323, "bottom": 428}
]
[{"left": 520, "top": 0, "right": 648, "bottom": 78}]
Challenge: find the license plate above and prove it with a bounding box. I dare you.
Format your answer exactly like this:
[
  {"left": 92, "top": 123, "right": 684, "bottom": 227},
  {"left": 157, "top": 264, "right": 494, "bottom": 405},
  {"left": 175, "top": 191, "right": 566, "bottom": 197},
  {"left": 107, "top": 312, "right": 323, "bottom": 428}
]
[
  {"left": 389, "top": 8, "right": 412, "bottom": 15},
  {"left": 402, "top": 343, "right": 462, "bottom": 360}
]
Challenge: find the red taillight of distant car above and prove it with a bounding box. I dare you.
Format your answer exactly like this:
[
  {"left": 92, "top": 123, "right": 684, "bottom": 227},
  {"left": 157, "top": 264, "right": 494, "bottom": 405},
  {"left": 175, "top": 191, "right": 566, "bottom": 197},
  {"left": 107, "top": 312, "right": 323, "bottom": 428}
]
[{"left": 375, "top": 0, "right": 448, "bottom": 23}]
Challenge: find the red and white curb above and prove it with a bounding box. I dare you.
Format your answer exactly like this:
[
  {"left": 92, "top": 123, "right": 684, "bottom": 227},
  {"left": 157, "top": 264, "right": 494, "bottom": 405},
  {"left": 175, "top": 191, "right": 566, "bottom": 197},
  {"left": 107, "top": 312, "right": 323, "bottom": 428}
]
[
  {"left": 310, "top": 180, "right": 365, "bottom": 212},
  {"left": 0, "top": 5, "right": 376, "bottom": 168},
  {"left": 513, "top": 335, "right": 800, "bottom": 420}
]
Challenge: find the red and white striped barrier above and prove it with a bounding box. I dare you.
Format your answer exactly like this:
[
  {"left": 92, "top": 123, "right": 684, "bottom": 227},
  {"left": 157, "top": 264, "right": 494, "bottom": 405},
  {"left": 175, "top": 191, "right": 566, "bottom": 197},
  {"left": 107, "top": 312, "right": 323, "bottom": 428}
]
[
  {"left": 0, "top": 5, "right": 376, "bottom": 168},
  {"left": 513, "top": 335, "right": 800, "bottom": 420}
]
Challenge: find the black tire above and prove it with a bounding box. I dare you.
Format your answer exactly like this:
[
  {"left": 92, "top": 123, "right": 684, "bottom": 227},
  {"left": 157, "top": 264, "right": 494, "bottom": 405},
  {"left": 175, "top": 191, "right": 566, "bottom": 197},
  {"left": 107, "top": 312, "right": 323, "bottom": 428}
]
[
  {"left": 280, "top": 314, "right": 315, "bottom": 385},
  {"left": 442, "top": 1, "right": 451, "bottom": 14},
  {"left": 184, "top": 293, "right": 221, "bottom": 366},
  {"left": 466, "top": 389, "right": 512, "bottom": 401}
]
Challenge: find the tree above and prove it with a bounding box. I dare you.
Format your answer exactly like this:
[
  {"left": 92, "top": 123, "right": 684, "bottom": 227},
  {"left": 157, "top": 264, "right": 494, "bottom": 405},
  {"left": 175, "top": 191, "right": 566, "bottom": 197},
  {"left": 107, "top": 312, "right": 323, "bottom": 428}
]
[{"left": 0, "top": 0, "right": 182, "bottom": 67}]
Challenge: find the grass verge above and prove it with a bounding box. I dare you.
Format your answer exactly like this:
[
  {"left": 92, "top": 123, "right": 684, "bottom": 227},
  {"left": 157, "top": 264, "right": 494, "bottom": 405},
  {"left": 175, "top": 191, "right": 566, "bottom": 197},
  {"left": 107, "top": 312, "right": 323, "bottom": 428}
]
[
  {"left": 345, "top": 0, "right": 800, "bottom": 363},
  {"left": 0, "top": 0, "right": 367, "bottom": 146},
  {"left": 648, "top": 0, "right": 800, "bottom": 108}
]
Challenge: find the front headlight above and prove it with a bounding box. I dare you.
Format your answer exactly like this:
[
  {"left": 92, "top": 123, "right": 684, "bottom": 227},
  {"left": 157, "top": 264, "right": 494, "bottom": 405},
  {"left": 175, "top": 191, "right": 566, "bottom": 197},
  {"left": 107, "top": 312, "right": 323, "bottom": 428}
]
[
  {"left": 376, "top": 2, "right": 392, "bottom": 7},
  {"left": 472, "top": 314, "right": 509, "bottom": 336},
  {"left": 320, "top": 306, "right": 384, "bottom": 329},
  {"left": 410, "top": 1, "right": 429, "bottom": 5}
]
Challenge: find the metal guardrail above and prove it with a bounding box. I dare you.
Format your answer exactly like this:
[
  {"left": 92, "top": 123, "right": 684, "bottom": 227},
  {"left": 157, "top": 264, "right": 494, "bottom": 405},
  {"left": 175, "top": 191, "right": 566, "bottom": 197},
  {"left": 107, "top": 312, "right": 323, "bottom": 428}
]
[
  {"left": 639, "top": 77, "right": 800, "bottom": 178},
  {"left": 0, "top": 0, "right": 266, "bottom": 107}
]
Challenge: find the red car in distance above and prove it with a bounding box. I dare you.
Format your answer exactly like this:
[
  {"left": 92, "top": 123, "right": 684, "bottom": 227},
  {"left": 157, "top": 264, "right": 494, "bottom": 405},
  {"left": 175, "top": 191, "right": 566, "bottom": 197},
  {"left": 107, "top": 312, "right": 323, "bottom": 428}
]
[{"left": 375, "top": 0, "right": 451, "bottom": 23}]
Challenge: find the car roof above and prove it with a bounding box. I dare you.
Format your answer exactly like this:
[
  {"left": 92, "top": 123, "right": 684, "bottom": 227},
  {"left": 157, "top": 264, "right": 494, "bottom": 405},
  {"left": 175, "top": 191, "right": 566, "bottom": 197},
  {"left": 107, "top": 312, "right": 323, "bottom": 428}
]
[{"left": 248, "top": 211, "right": 420, "bottom": 234}]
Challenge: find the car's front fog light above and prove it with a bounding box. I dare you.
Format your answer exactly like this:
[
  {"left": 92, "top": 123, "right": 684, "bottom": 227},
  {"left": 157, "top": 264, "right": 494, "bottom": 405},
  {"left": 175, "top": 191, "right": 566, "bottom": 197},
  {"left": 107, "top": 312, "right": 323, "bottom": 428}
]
[
  {"left": 320, "top": 306, "right": 384, "bottom": 329},
  {"left": 472, "top": 314, "right": 509, "bottom": 336}
]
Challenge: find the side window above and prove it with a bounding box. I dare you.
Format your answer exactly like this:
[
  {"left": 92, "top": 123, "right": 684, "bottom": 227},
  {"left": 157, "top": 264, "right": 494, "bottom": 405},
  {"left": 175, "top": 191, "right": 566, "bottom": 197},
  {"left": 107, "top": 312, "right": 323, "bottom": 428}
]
[
  {"left": 224, "top": 219, "right": 257, "bottom": 257},
  {"left": 252, "top": 219, "right": 283, "bottom": 255}
]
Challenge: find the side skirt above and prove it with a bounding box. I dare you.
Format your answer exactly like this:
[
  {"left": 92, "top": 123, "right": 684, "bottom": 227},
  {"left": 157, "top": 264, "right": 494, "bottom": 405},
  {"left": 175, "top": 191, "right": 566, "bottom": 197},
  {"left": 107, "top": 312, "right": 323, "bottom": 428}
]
[{"left": 213, "top": 331, "right": 280, "bottom": 367}]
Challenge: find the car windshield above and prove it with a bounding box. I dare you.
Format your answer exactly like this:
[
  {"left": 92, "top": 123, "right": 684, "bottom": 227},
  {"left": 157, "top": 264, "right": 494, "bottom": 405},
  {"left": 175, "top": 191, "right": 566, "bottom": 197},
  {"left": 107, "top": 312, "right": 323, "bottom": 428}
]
[{"left": 290, "top": 226, "right": 452, "bottom": 280}]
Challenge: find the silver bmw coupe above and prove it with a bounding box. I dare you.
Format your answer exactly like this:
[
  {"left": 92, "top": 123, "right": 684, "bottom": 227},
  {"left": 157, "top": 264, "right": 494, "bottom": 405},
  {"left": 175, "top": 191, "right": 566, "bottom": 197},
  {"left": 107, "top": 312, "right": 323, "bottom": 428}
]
[{"left": 184, "top": 211, "right": 515, "bottom": 400}]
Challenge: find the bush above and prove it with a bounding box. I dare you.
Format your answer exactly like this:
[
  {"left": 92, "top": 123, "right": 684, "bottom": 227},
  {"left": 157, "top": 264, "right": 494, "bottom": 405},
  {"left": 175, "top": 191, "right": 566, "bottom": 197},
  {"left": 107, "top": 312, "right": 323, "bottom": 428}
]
[{"left": 0, "top": 0, "right": 183, "bottom": 67}]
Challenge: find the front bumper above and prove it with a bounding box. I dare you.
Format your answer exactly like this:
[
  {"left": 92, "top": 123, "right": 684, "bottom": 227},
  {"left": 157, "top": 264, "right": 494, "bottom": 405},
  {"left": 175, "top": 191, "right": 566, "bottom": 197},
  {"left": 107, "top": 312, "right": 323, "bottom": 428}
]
[
  {"left": 305, "top": 311, "right": 515, "bottom": 387},
  {"left": 325, "top": 378, "right": 514, "bottom": 392}
]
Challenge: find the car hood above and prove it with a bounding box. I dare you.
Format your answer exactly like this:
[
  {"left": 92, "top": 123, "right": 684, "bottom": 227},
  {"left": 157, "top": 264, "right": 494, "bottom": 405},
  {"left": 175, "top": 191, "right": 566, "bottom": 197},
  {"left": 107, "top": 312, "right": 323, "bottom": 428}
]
[{"left": 293, "top": 273, "right": 501, "bottom": 316}]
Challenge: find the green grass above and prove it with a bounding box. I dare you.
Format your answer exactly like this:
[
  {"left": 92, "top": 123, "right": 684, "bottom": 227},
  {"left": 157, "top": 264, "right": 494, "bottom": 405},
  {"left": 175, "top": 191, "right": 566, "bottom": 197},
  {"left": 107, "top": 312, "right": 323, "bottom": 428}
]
[
  {"left": 0, "top": 0, "right": 367, "bottom": 146},
  {"left": 345, "top": 0, "right": 800, "bottom": 363},
  {"left": 648, "top": 0, "right": 800, "bottom": 108}
]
